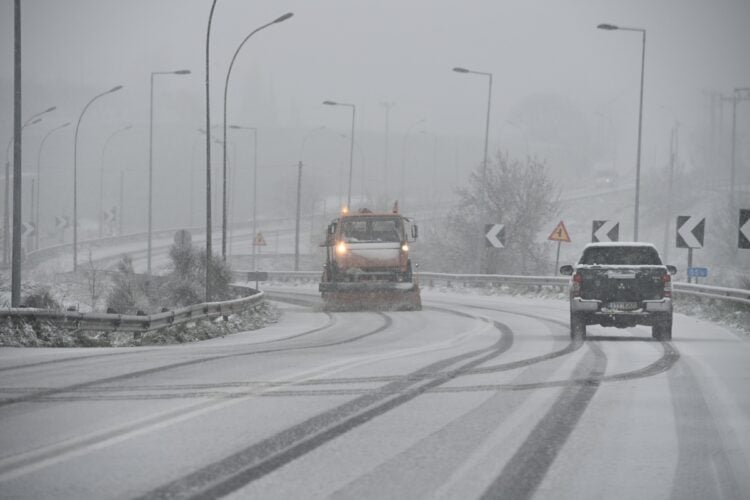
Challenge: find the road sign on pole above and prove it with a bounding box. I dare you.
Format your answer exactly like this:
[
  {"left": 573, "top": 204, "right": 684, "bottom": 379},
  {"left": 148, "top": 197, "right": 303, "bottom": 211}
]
[
  {"left": 548, "top": 221, "right": 571, "bottom": 275},
  {"left": 548, "top": 221, "right": 571, "bottom": 243},
  {"left": 676, "top": 215, "right": 705, "bottom": 249},
  {"left": 484, "top": 223, "right": 505, "bottom": 248},
  {"left": 592, "top": 220, "right": 619, "bottom": 242},
  {"left": 174, "top": 229, "right": 192, "bottom": 248},
  {"left": 687, "top": 267, "right": 708, "bottom": 278},
  {"left": 254, "top": 232, "right": 267, "bottom": 246},
  {"left": 740, "top": 209, "right": 750, "bottom": 249}
]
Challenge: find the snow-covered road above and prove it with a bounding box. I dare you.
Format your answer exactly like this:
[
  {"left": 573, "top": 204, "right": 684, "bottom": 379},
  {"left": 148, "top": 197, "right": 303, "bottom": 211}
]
[{"left": 0, "top": 288, "right": 747, "bottom": 499}]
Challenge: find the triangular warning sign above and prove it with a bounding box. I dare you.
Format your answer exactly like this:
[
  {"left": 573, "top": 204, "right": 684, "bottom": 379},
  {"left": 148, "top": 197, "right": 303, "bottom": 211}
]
[
  {"left": 254, "top": 232, "right": 267, "bottom": 246},
  {"left": 548, "top": 221, "right": 571, "bottom": 243}
]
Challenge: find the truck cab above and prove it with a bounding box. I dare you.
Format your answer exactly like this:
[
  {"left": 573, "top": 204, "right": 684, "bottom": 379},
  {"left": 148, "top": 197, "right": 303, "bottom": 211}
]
[
  {"left": 324, "top": 209, "right": 417, "bottom": 282},
  {"left": 319, "top": 208, "right": 421, "bottom": 310}
]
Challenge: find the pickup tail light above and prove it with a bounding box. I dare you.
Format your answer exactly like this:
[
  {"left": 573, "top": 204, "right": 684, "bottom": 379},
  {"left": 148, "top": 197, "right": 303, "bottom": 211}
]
[
  {"left": 661, "top": 272, "right": 672, "bottom": 298},
  {"left": 571, "top": 272, "right": 583, "bottom": 297}
]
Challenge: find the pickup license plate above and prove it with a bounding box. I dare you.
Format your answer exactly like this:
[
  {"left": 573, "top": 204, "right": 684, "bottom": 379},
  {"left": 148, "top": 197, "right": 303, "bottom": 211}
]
[{"left": 608, "top": 302, "right": 638, "bottom": 311}]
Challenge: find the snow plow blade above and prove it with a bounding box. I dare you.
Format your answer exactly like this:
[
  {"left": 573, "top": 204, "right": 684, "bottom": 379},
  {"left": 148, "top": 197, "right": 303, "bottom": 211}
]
[{"left": 319, "top": 282, "right": 422, "bottom": 311}]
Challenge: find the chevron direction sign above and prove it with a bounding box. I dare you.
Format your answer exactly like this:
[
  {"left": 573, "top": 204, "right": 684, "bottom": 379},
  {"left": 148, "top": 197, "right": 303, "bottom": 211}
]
[
  {"left": 676, "top": 215, "right": 705, "bottom": 249},
  {"left": 55, "top": 215, "right": 70, "bottom": 231},
  {"left": 740, "top": 209, "right": 750, "bottom": 249},
  {"left": 485, "top": 224, "right": 505, "bottom": 248},
  {"left": 103, "top": 207, "right": 117, "bottom": 224},
  {"left": 22, "top": 222, "right": 35, "bottom": 238},
  {"left": 592, "top": 220, "right": 619, "bottom": 242}
]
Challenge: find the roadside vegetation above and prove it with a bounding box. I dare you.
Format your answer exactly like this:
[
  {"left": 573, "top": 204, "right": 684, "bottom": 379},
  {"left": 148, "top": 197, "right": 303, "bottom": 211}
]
[{"left": 0, "top": 239, "right": 277, "bottom": 347}]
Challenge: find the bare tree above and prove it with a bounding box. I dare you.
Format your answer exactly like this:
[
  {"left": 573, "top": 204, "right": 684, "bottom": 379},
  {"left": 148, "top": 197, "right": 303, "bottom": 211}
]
[
  {"left": 84, "top": 249, "right": 105, "bottom": 310},
  {"left": 422, "top": 152, "right": 559, "bottom": 275}
]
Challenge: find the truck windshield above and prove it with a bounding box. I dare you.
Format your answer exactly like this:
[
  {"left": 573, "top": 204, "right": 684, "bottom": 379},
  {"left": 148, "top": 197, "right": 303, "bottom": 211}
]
[
  {"left": 342, "top": 217, "right": 402, "bottom": 243},
  {"left": 579, "top": 246, "right": 662, "bottom": 265}
]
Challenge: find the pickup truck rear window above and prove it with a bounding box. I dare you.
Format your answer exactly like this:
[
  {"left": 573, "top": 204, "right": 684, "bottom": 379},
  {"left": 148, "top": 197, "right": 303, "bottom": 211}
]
[{"left": 579, "top": 246, "right": 662, "bottom": 266}]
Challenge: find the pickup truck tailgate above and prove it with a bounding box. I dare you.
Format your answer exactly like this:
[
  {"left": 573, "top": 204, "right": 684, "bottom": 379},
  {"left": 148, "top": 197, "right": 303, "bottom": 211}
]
[{"left": 579, "top": 266, "right": 666, "bottom": 302}]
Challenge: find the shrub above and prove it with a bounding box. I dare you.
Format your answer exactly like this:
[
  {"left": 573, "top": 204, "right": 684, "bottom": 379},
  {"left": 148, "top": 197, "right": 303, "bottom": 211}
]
[
  {"left": 23, "top": 286, "right": 61, "bottom": 310},
  {"left": 165, "top": 242, "right": 234, "bottom": 304},
  {"left": 106, "top": 255, "right": 151, "bottom": 314}
]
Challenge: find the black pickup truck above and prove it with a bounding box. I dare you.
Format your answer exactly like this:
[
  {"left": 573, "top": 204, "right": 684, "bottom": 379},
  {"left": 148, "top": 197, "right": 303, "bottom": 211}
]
[{"left": 560, "top": 243, "right": 677, "bottom": 341}]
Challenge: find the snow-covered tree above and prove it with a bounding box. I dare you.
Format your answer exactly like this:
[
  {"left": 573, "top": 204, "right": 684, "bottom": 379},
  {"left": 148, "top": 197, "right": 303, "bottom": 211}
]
[{"left": 423, "top": 152, "right": 559, "bottom": 275}]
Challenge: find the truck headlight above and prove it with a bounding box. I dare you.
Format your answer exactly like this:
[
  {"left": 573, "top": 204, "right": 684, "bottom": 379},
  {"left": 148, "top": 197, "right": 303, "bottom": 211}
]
[
  {"left": 401, "top": 243, "right": 409, "bottom": 252},
  {"left": 336, "top": 241, "right": 348, "bottom": 255}
]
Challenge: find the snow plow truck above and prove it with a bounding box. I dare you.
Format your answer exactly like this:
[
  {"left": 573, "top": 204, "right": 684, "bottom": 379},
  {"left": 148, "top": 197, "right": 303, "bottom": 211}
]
[{"left": 319, "top": 207, "right": 421, "bottom": 311}]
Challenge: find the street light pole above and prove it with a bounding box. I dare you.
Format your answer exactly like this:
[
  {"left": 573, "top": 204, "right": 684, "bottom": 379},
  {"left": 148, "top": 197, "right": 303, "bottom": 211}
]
[
  {"left": 229, "top": 125, "right": 258, "bottom": 270},
  {"left": 148, "top": 69, "right": 190, "bottom": 276},
  {"left": 100, "top": 124, "right": 131, "bottom": 239},
  {"left": 598, "top": 23, "right": 646, "bottom": 241},
  {"left": 4, "top": 116, "right": 43, "bottom": 266},
  {"left": 73, "top": 85, "right": 122, "bottom": 271},
  {"left": 11, "top": 0, "right": 20, "bottom": 306},
  {"left": 399, "top": 118, "right": 426, "bottom": 209},
  {"left": 295, "top": 125, "right": 326, "bottom": 270},
  {"left": 323, "top": 100, "right": 356, "bottom": 209},
  {"left": 221, "top": 13, "right": 293, "bottom": 262},
  {"left": 380, "top": 102, "right": 396, "bottom": 202},
  {"left": 36, "top": 121, "right": 70, "bottom": 249},
  {"left": 5, "top": 106, "right": 54, "bottom": 264},
  {"left": 730, "top": 87, "right": 750, "bottom": 209},
  {"left": 453, "top": 67, "right": 493, "bottom": 179},
  {"left": 204, "top": 0, "right": 219, "bottom": 302}
]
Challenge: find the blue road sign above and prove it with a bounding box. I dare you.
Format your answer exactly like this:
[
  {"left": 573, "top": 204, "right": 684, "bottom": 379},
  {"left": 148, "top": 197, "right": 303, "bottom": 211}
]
[{"left": 687, "top": 267, "right": 708, "bottom": 278}]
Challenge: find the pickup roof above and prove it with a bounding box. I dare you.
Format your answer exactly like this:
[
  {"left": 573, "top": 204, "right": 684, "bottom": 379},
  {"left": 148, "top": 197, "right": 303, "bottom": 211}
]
[{"left": 560, "top": 243, "right": 677, "bottom": 341}]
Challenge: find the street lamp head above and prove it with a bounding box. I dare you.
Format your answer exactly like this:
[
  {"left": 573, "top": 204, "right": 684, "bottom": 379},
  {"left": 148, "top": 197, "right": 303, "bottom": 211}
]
[
  {"left": 323, "top": 100, "right": 337, "bottom": 106},
  {"left": 597, "top": 23, "right": 619, "bottom": 30},
  {"left": 174, "top": 69, "right": 191, "bottom": 75},
  {"left": 453, "top": 67, "right": 470, "bottom": 73},
  {"left": 44, "top": 106, "right": 57, "bottom": 113},
  {"left": 30, "top": 118, "right": 42, "bottom": 126},
  {"left": 274, "top": 12, "right": 294, "bottom": 23},
  {"left": 108, "top": 85, "right": 123, "bottom": 93},
  {"left": 60, "top": 122, "right": 71, "bottom": 128}
]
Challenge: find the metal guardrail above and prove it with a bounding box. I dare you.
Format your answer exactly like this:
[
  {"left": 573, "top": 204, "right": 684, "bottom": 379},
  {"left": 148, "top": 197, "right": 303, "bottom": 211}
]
[
  {"left": 236, "top": 270, "right": 750, "bottom": 307},
  {"left": 417, "top": 272, "right": 569, "bottom": 288},
  {"left": 0, "top": 288, "right": 265, "bottom": 333},
  {"left": 5, "top": 270, "right": 744, "bottom": 334},
  {"left": 673, "top": 282, "right": 750, "bottom": 305}
]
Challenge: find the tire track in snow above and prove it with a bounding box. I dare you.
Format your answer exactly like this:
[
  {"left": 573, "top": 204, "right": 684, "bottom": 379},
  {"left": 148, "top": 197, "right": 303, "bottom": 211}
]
[
  {"left": 480, "top": 342, "right": 608, "bottom": 500},
  {"left": 22, "top": 301, "right": 679, "bottom": 401},
  {"left": 136, "top": 311, "right": 515, "bottom": 499},
  {"left": 0, "top": 307, "right": 391, "bottom": 408},
  {"left": 0, "top": 301, "right": 496, "bottom": 481}
]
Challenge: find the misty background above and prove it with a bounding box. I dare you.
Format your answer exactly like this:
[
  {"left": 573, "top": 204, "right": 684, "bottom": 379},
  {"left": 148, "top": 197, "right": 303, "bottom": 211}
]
[{"left": 1, "top": 0, "right": 749, "bottom": 275}]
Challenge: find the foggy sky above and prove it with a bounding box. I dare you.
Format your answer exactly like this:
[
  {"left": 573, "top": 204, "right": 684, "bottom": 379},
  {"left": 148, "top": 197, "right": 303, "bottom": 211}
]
[
  {"left": 3, "top": 0, "right": 749, "bottom": 138},
  {"left": 1, "top": 0, "right": 749, "bottom": 230}
]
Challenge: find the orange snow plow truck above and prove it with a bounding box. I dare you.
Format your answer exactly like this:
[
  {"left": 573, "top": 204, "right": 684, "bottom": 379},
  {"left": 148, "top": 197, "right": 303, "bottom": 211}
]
[{"left": 319, "top": 207, "right": 421, "bottom": 311}]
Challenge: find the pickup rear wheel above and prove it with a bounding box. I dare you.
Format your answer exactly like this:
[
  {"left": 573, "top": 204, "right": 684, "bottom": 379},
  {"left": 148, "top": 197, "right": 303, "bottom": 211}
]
[
  {"left": 570, "top": 311, "right": 587, "bottom": 341},
  {"left": 652, "top": 318, "right": 673, "bottom": 341}
]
